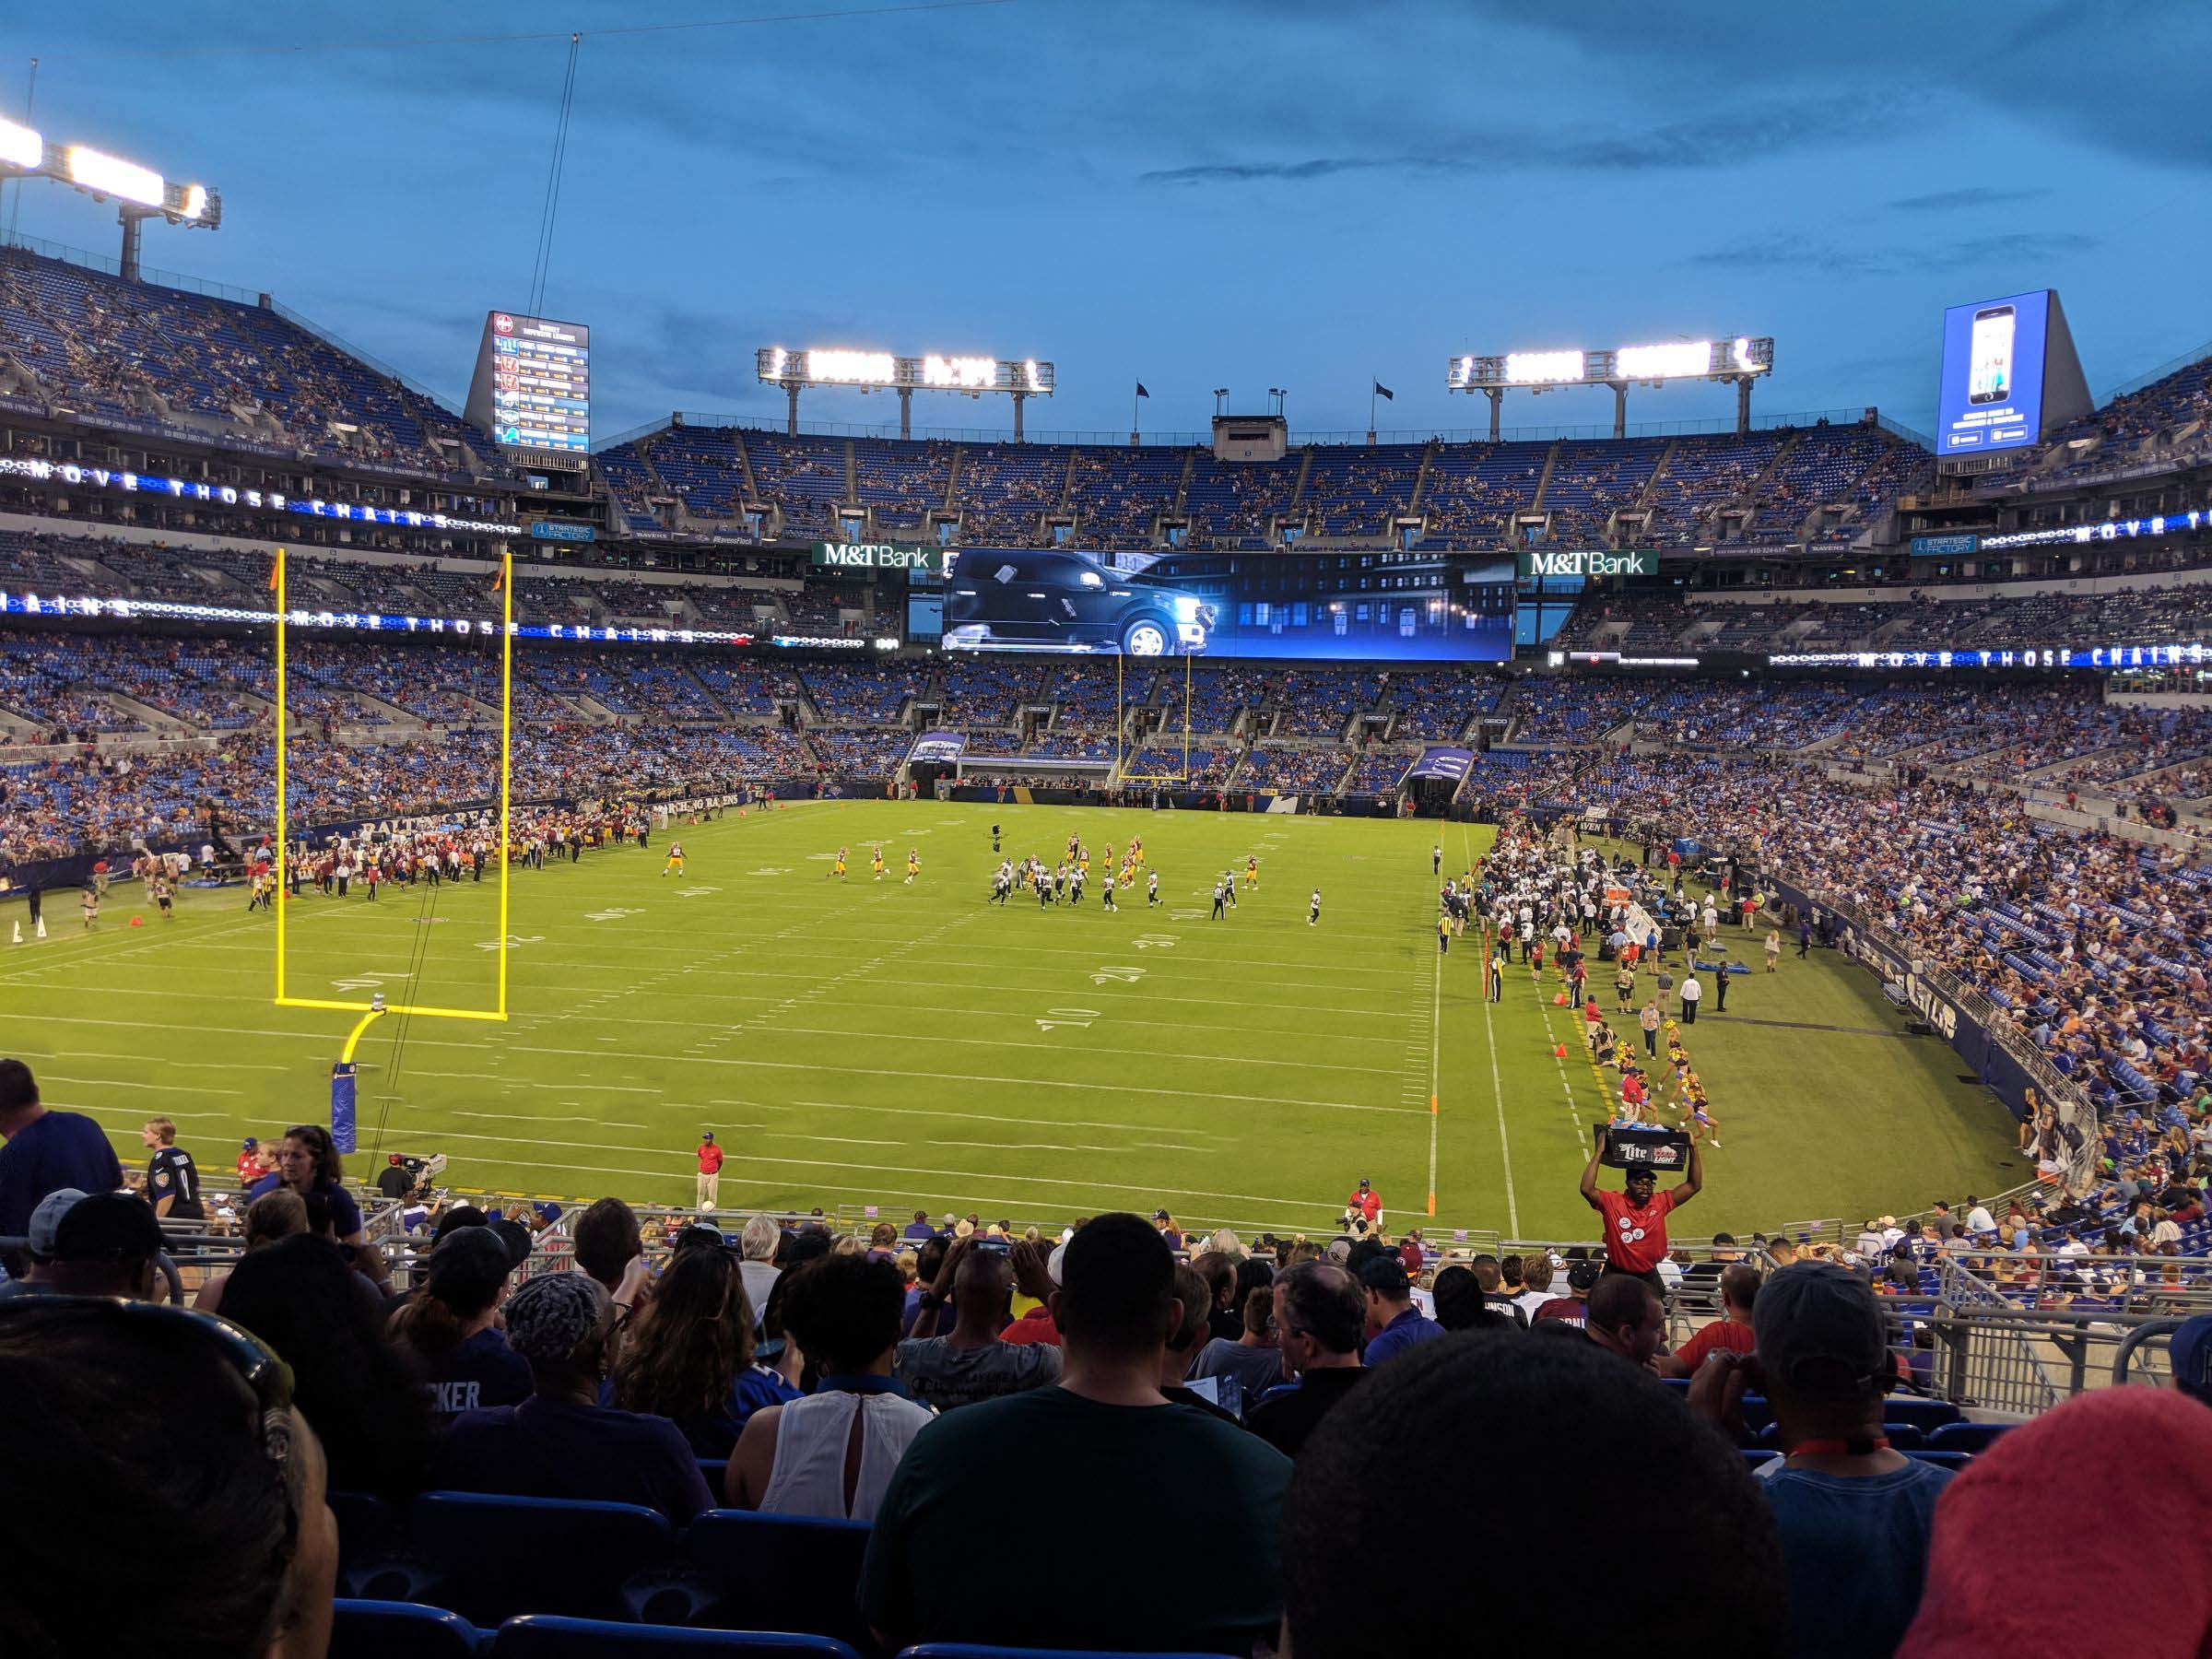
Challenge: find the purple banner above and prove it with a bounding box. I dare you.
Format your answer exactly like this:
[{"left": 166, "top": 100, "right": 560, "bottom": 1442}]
[{"left": 1406, "top": 747, "right": 1475, "bottom": 782}]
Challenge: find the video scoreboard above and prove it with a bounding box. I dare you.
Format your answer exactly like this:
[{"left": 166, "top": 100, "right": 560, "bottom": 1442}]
[{"left": 465, "top": 311, "right": 591, "bottom": 462}]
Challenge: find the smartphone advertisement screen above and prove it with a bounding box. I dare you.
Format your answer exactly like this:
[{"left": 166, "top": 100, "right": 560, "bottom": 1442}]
[
  {"left": 1936, "top": 289, "right": 2050, "bottom": 454},
  {"left": 939, "top": 547, "right": 1515, "bottom": 663}
]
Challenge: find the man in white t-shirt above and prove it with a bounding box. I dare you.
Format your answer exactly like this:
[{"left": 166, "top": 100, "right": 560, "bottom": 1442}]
[
  {"left": 1678, "top": 973, "right": 1702, "bottom": 1025},
  {"left": 1964, "top": 1197, "right": 1997, "bottom": 1235}
]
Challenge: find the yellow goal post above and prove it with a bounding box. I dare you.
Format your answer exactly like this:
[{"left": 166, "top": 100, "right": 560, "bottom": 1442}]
[{"left": 270, "top": 547, "right": 514, "bottom": 1022}]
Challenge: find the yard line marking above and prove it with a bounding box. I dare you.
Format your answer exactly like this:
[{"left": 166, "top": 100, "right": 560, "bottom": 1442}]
[
  {"left": 19, "top": 971, "right": 1413, "bottom": 1024},
  {"left": 1464, "top": 826, "right": 1519, "bottom": 1235},
  {"left": 374, "top": 1131, "right": 1343, "bottom": 1214},
  {"left": 9, "top": 1049, "right": 292, "bottom": 1073},
  {"left": 930, "top": 1136, "right": 1214, "bottom": 1155},
  {"left": 788, "top": 1099, "right": 1238, "bottom": 1142},
  {"left": 1427, "top": 906, "right": 1442, "bottom": 1221},
  {"left": 454, "top": 1112, "right": 648, "bottom": 1129},
  {"left": 18, "top": 1012, "right": 1425, "bottom": 1115},
  {"left": 37, "top": 1074, "right": 246, "bottom": 1098},
  {"left": 748, "top": 1024, "right": 1398, "bottom": 1076}
]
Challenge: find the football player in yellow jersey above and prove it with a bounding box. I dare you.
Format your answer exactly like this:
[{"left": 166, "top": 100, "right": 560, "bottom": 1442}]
[
  {"left": 830, "top": 847, "right": 847, "bottom": 880},
  {"left": 1244, "top": 856, "right": 1259, "bottom": 889},
  {"left": 871, "top": 845, "right": 886, "bottom": 881},
  {"left": 905, "top": 848, "right": 921, "bottom": 884},
  {"left": 1130, "top": 835, "right": 1144, "bottom": 865}
]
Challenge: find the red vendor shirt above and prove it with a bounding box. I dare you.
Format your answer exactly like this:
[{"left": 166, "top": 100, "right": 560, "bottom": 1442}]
[{"left": 1594, "top": 1187, "right": 1677, "bottom": 1275}]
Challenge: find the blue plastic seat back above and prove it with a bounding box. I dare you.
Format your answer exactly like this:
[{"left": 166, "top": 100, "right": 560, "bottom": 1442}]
[
  {"left": 330, "top": 1598, "right": 484, "bottom": 1659},
  {"left": 412, "top": 1493, "right": 676, "bottom": 1627},
  {"left": 682, "top": 1511, "right": 874, "bottom": 1649},
  {"left": 1928, "top": 1421, "right": 2013, "bottom": 1453},
  {"left": 491, "top": 1617, "right": 862, "bottom": 1658}
]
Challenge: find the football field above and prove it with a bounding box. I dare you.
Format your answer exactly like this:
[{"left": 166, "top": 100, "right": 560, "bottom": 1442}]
[{"left": 3, "top": 801, "right": 2031, "bottom": 1240}]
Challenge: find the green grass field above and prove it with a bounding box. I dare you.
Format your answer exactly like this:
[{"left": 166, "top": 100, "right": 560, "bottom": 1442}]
[{"left": 4, "top": 801, "right": 2035, "bottom": 1240}]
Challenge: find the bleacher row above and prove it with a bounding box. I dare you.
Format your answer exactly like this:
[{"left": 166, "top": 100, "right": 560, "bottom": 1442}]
[
  {"left": 1558, "top": 580, "right": 2212, "bottom": 657},
  {"left": 598, "top": 419, "right": 1924, "bottom": 550},
  {"left": 9, "top": 236, "right": 2212, "bottom": 566}
]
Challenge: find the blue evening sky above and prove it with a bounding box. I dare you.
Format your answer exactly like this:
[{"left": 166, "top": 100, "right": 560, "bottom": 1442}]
[{"left": 6, "top": 0, "right": 2206, "bottom": 443}]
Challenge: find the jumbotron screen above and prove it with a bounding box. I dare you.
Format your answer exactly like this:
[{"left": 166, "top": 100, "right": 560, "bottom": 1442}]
[
  {"left": 939, "top": 548, "right": 1514, "bottom": 662},
  {"left": 464, "top": 311, "right": 591, "bottom": 457}
]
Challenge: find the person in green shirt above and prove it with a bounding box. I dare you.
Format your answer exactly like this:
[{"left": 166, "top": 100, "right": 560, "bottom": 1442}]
[{"left": 861, "top": 1212, "right": 1292, "bottom": 1654}]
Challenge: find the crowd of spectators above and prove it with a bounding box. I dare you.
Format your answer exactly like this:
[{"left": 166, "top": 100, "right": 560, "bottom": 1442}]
[{"left": 3, "top": 1150, "right": 2205, "bottom": 1656}]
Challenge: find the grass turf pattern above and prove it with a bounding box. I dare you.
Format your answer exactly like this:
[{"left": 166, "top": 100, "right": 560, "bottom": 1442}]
[{"left": 3, "top": 802, "right": 2030, "bottom": 1239}]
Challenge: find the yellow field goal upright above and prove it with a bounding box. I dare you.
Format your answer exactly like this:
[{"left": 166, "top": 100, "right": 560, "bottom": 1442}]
[
  {"left": 270, "top": 546, "right": 514, "bottom": 1024},
  {"left": 1113, "top": 649, "right": 1194, "bottom": 785}
]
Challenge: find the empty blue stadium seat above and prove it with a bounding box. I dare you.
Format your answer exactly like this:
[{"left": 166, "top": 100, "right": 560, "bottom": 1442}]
[
  {"left": 1872, "top": 1397, "right": 1962, "bottom": 1432},
  {"left": 1927, "top": 1421, "right": 2013, "bottom": 1453},
  {"left": 1907, "top": 1450, "right": 1974, "bottom": 1472},
  {"left": 411, "top": 1493, "right": 676, "bottom": 1627},
  {"left": 680, "top": 1511, "right": 873, "bottom": 1649},
  {"left": 331, "top": 1598, "right": 484, "bottom": 1659},
  {"left": 491, "top": 1618, "right": 861, "bottom": 1657},
  {"left": 1740, "top": 1450, "right": 1780, "bottom": 1468},
  {"left": 328, "top": 1491, "right": 400, "bottom": 1582}
]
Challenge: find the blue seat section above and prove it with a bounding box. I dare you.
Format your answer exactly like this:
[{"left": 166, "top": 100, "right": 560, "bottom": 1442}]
[
  {"left": 900, "top": 1648, "right": 1236, "bottom": 1659},
  {"left": 1928, "top": 1421, "right": 2016, "bottom": 1453},
  {"left": 411, "top": 1494, "right": 677, "bottom": 1628},
  {"left": 330, "top": 1599, "right": 485, "bottom": 1659},
  {"left": 490, "top": 1618, "right": 863, "bottom": 1658},
  {"left": 680, "top": 1511, "right": 875, "bottom": 1653}
]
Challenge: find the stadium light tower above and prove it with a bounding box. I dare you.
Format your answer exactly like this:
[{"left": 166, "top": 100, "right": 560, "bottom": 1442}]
[
  {"left": 0, "top": 115, "right": 221, "bottom": 280},
  {"left": 756, "top": 347, "right": 1054, "bottom": 441},
  {"left": 1447, "top": 335, "right": 1773, "bottom": 438}
]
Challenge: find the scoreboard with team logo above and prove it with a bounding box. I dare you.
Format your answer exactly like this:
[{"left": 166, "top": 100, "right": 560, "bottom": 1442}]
[{"left": 465, "top": 310, "right": 591, "bottom": 464}]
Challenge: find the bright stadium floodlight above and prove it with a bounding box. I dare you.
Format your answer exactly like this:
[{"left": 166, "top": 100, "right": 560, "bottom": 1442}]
[
  {"left": 1616, "top": 340, "right": 1712, "bottom": 381},
  {"left": 0, "top": 115, "right": 40, "bottom": 171},
  {"left": 1449, "top": 332, "right": 1775, "bottom": 436},
  {"left": 757, "top": 345, "right": 1057, "bottom": 441},
  {"left": 0, "top": 119, "right": 222, "bottom": 278},
  {"left": 1503, "top": 348, "right": 1587, "bottom": 385},
  {"left": 65, "top": 145, "right": 164, "bottom": 208}
]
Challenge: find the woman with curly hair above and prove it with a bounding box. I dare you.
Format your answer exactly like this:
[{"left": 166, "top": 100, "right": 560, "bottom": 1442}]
[{"left": 609, "top": 1241, "right": 798, "bottom": 1457}]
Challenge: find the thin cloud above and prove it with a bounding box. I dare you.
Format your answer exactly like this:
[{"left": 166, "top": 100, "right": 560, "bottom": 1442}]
[
  {"left": 1888, "top": 186, "right": 2050, "bottom": 212},
  {"left": 1139, "top": 96, "right": 1908, "bottom": 185}
]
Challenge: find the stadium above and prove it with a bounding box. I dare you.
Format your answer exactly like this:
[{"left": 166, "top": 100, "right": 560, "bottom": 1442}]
[{"left": 2, "top": 6, "right": 2210, "bottom": 1655}]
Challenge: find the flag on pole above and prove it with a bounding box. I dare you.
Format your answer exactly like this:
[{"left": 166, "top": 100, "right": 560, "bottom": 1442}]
[
  {"left": 1373, "top": 381, "right": 1394, "bottom": 401},
  {"left": 267, "top": 553, "right": 281, "bottom": 590},
  {"left": 1135, "top": 382, "right": 1150, "bottom": 399},
  {"left": 491, "top": 560, "right": 505, "bottom": 594}
]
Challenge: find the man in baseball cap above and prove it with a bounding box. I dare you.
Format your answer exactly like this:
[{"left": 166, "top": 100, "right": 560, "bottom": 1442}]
[
  {"left": 1745, "top": 1262, "right": 1956, "bottom": 1658},
  {"left": 2170, "top": 1313, "right": 2212, "bottom": 1406},
  {"left": 41, "top": 1192, "right": 166, "bottom": 1300},
  {"left": 0, "top": 1188, "right": 88, "bottom": 1299}
]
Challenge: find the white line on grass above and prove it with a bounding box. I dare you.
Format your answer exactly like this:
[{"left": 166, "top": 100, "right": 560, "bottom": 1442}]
[
  {"left": 1428, "top": 912, "right": 1442, "bottom": 1220},
  {"left": 747, "top": 1023, "right": 1398, "bottom": 1077},
  {"left": 1463, "top": 825, "right": 1519, "bottom": 1235},
  {"left": 453, "top": 1112, "right": 649, "bottom": 1128},
  {"left": 386, "top": 1131, "right": 1337, "bottom": 1214},
  {"left": 19, "top": 1012, "right": 1427, "bottom": 1117},
  {"left": 36, "top": 1074, "right": 245, "bottom": 1098},
  {"left": 787, "top": 1098, "right": 1238, "bottom": 1142},
  {"left": 22, "top": 972, "right": 1410, "bottom": 1025}
]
